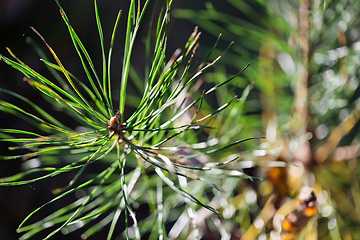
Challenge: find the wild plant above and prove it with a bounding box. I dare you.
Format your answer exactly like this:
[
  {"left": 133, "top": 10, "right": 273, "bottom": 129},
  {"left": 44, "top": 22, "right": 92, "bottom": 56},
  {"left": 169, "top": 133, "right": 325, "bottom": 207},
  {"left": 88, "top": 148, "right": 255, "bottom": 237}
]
[{"left": 0, "top": 1, "right": 259, "bottom": 239}]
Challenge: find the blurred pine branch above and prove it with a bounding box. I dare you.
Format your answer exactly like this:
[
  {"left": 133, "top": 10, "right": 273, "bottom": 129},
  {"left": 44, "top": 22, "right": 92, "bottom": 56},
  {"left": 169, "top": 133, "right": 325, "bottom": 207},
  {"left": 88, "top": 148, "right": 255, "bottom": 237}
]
[{"left": 175, "top": 0, "right": 360, "bottom": 239}]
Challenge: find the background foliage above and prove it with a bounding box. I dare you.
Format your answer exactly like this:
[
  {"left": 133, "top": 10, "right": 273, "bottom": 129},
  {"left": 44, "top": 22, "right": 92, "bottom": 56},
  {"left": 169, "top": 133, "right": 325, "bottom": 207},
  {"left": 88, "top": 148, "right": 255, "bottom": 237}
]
[{"left": 175, "top": 0, "right": 360, "bottom": 239}]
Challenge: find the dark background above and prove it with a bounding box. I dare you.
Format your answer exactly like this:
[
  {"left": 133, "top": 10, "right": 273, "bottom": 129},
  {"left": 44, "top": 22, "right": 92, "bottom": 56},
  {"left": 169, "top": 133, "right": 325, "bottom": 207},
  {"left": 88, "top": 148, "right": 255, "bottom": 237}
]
[{"left": 0, "top": 0, "right": 238, "bottom": 239}]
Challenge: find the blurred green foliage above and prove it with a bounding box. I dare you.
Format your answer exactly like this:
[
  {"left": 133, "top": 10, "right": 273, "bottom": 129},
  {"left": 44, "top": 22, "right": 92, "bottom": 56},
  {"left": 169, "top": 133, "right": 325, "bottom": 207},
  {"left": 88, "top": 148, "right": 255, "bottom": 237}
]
[{"left": 175, "top": 0, "right": 360, "bottom": 239}]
